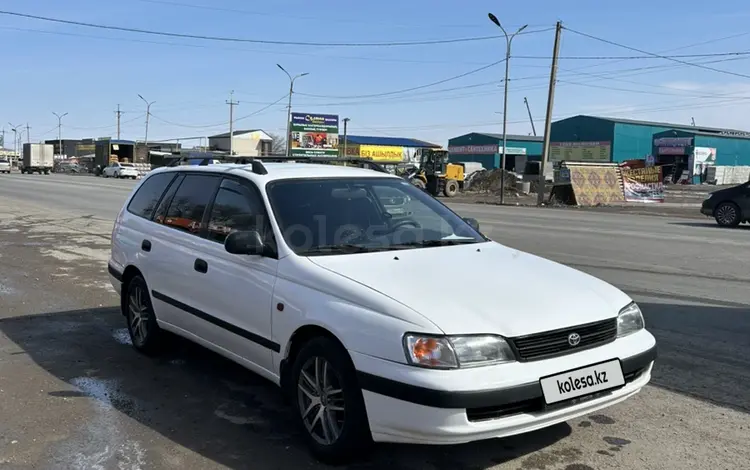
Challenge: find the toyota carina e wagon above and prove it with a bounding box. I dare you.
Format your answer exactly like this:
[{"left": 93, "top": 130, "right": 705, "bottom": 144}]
[{"left": 107, "top": 161, "right": 657, "bottom": 463}]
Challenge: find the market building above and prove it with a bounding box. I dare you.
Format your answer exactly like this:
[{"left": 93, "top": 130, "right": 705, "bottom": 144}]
[
  {"left": 340, "top": 135, "right": 441, "bottom": 162},
  {"left": 550, "top": 115, "right": 750, "bottom": 163},
  {"left": 208, "top": 129, "right": 273, "bottom": 156},
  {"left": 446, "top": 133, "right": 543, "bottom": 171}
]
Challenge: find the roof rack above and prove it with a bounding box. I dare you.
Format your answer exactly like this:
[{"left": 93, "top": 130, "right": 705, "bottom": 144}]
[{"left": 232, "top": 158, "right": 268, "bottom": 175}]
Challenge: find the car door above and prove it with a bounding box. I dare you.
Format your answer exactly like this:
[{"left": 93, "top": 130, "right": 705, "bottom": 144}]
[
  {"left": 146, "top": 172, "right": 222, "bottom": 330},
  {"left": 192, "top": 177, "right": 279, "bottom": 372},
  {"left": 738, "top": 183, "right": 750, "bottom": 216}
]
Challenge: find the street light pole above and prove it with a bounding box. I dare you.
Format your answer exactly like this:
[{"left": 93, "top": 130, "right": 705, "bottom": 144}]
[
  {"left": 277, "top": 64, "right": 309, "bottom": 157},
  {"left": 138, "top": 94, "right": 155, "bottom": 163},
  {"left": 52, "top": 112, "right": 68, "bottom": 158},
  {"left": 488, "top": 13, "right": 527, "bottom": 205},
  {"left": 8, "top": 122, "right": 20, "bottom": 158}
]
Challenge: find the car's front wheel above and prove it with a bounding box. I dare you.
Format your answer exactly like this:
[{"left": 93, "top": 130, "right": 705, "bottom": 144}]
[
  {"left": 124, "top": 275, "right": 163, "bottom": 355},
  {"left": 291, "top": 337, "right": 372, "bottom": 464},
  {"left": 714, "top": 202, "right": 741, "bottom": 227}
]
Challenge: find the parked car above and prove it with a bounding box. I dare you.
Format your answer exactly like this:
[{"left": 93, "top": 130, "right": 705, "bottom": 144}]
[
  {"left": 108, "top": 162, "right": 657, "bottom": 463},
  {"left": 700, "top": 181, "right": 750, "bottom": 226},
  {"left": 0, "top": 158, "right": 11, "bottom": 174},
  {"left": 102, "top": 162, "right": 139, "bottom": 179}
]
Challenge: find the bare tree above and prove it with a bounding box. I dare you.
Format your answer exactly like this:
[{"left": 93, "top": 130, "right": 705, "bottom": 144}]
[{"left": 269, "top": 133, "right": 286, "bottom": 155}]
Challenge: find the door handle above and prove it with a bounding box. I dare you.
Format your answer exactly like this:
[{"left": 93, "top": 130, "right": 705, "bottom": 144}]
[
  {"left": 141, "top": 240, "right": 151, "bottom": 252},
  {"left": 194, "top": 258, "right": 208, "bottom": 274}
]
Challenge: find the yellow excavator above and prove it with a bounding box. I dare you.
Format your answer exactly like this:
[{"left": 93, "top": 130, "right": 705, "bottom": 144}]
[{"left": 409, "top": 149, "right": 465, "bottom": 197}]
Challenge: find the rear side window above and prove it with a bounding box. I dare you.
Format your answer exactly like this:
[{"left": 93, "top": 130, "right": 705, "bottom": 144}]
[
  {"left": 162, "top": 174, "right": 221, "bottom": 235},
  {"left": 127, "top": 172, "right": 176, "bottom": 219},
  {"left": 206, "top": 178, "right": 267, "bottom": 244}
]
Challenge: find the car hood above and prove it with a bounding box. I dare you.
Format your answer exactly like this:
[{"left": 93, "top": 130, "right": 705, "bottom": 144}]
[{"left": 308, "top": 241, "right": 632, "bottom": 337}]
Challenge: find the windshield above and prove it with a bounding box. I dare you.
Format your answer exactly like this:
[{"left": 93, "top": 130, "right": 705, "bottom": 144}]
[{"left": 267, "top": 177, "right": 485, "bottom": 255}]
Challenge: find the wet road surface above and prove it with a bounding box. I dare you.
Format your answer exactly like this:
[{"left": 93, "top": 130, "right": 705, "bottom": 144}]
[{"left": 0, "top": 174, "right": 748, "bottom": 469}]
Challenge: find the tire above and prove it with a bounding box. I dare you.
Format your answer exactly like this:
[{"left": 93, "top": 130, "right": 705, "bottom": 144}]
[
  {"left": 411, "top": 178, "right": 426, "bottom": 190},
  {"left": 714, "top": 202, "right": 741, "bottom": 227},
  {"left": 124, "top": 275, "right": 163, "bottom": 355},
  {"left": 443, "top": 179, "right": 459, "bottom": 197},
  {"left": 291, "top": 337, "right": 372, "bottom": 464}
]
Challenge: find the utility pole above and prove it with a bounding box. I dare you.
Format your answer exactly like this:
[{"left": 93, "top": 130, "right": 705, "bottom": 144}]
[
  {"left": 537, "top": 21, "right": 563, "bottom": 206},
  {"left": 342, "top": 117, "right": 350, "bottom": 157},
  {"left": 524, "top": 97, "right": 537, "bottom": 136},
  {"left": 25, "top": 123, "right": 31, "bottom": 144},
  {"left": 115, "top": 104, "right": 123, "bottom": 139},
  {"left": 488, "top": 13, "right": 528, "bottom": 205},
  {"left": 138, "top": 94, "right": 155, "bottom": 163},
  {"left": 52, "top": 112, "right": 68, "bottom": 157},
  {"left": 277, "top": 64, "right": 309, "bottom": 157},
  {"left": 226, "top": 90, "right": 239, "bottom": 156}
]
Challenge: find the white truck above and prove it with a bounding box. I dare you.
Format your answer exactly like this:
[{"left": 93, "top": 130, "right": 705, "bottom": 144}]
[{"left": 21, "top": 143, "right": 54, "bottom": 174}]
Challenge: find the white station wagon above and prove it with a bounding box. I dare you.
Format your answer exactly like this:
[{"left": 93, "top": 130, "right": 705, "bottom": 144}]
[{"left": 108, "top": 162, "right": 657, "bottom": 463}]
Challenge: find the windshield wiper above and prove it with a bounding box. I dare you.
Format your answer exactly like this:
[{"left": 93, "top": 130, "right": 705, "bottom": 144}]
[
  {"left": 391, "top": 239, "right": 480, "bottom": 248},
  {"left": 299, "top": 244, "right": 393, "bottom": 256}
]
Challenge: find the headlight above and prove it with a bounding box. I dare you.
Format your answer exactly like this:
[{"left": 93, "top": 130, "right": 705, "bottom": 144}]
[
  {"left": 617, "top": 302, "right": 645, "bottom": 337},
  {"left": 403, "top": 334, "right": 515, "bottom": 369}
]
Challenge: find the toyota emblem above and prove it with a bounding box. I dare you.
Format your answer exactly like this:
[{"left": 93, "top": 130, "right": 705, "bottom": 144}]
[{"left": 568, "top": 333, "right": 581, "bottom": 346}]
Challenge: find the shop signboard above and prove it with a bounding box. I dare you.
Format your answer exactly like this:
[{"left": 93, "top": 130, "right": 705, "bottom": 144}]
[
  {"left": 290, "top": 112, "right": 339, "bottom": 157},
  {"left": 499, "top": 146, "right": 527, "bottom": 155},
  {"left": 653, "top": 137, "right": 693, "bottom": 147},
  {"left": 550, "top": 141, "right": 611, "bottom": 162},
  {"left": 622, "top": 166, "right": 665, "bottom": 203},
  {"left": 448, "top": 144, "right": 497, "bottom": 155},
  {"left": 359, "top": 145, "right": 404, "bottom": 161},
  {"left": 658, "top": 146, "right": 687, "bottom": 155}
]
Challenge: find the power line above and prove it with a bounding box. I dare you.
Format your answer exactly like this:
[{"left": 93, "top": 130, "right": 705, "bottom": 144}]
[
  {"left": 0, "top": 25, "right": 493, "bottom": 66},
  {"left": 517, "top": 51, "right": 750, "bottom": 60},
  {"left": 67, "top": 114, "right": 145, "bottom": 130},
  {"left": 0, "top": 10, "right": 552, "bottom": 47},
  {"left": 150, "top": 94, "right": 288, "bottom": 130},
  {"left": 297, "top": 60, "right": 505, "bottom": 100},
  {"left": 563, "top": 26, "right": 750, "bottom": 80},
  {"left": 133, "top": 0, "right": 541, "bottom": 30}
]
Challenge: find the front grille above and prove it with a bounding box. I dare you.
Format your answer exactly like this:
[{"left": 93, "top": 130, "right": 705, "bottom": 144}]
[{"left": 509, "top": 318, "right": 617, "bottom": 362}]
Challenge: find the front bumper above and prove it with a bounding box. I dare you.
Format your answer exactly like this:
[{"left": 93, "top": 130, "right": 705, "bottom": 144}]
[
  {"left": 700, "top": 199, "right": 714, "bottom": 216},
  {"left": 351, "top": 330, "right": 656, "bottom": 445}
]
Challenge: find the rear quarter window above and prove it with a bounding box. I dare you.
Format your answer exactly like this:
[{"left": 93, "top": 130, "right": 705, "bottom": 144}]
[{"left": 127, "top": 172, "right": 177, "bottom": 220}]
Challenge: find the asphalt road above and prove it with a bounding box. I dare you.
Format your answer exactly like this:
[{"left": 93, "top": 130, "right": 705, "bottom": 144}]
[{"left": 0, "top": 173, "right": 748, "bottom": 470}]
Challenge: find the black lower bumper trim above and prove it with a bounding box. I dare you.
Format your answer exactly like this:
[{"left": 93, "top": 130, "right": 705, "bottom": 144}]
[
  {"left": 108, "top": 263, "right": 123, "bottom": 282},
  {"left": 358, "top": 344, "right": 657, "bottom": 410}
]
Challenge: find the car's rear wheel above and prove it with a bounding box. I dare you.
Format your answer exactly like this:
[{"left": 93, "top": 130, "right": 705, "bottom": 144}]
[
  {"left": 714, "top": 202, "right": 741, "bottom": 227},
  {"left": 125, "top": 275, "right": 163, "bottom": 355},
  {"left": 291, "top": 337, "right": 372, "bottom": 464}
]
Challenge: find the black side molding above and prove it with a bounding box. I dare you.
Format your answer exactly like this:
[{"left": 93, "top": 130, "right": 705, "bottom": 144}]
[
  {"left": 358, "top": 371, "right": 543, "bottom": 409},
  {"left": 151, "top": 290, "right": 281, "bottom": 353},
  {"left": 357, "top": 344, "right": 658, "bottom": 410},
  {"left": 108, "top": 263, "right": 123, "bottom": 282}
]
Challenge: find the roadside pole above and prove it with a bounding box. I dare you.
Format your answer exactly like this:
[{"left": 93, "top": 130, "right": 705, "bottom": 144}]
[
  {"left": 342, "top": 117, "right": 350, "bottom": 157},
  {"left": 537, "top": 21, "right": 562, "bottom": 206}
]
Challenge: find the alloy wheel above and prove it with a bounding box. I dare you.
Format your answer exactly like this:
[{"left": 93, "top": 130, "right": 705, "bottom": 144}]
[
  {"left": 716, "top": 204, "right": 738, "bottom": 225},
  {"left": 297, "top": 356, "right": 346, "bottom": 446},
  {"left": 128, "top": 285, "right": 150, "bottom": 345}
]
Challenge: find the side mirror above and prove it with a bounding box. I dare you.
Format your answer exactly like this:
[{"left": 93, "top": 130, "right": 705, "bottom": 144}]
[
  {"left": 225, "top": 230, "right": 266, "bottom": 256},
  {"left": 463, "top": 217, "right": 480, "bottom": 231}
]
